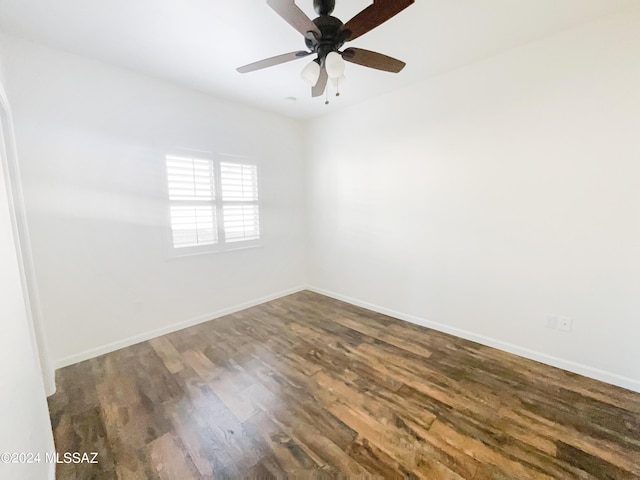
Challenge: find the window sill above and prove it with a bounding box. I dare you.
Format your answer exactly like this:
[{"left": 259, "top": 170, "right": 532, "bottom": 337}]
[{"left": 167, "top": 241, "right": 263, "bottom": 260}]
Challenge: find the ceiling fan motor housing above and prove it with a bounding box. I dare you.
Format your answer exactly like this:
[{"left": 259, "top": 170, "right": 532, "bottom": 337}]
[{"left": 305, "top": 14, "right": 348, "bottom": 63}]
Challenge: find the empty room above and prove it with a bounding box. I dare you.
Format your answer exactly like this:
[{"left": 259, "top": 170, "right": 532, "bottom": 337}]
[{"left": 1, "top": 0, "right": 639, "bottom": 478}]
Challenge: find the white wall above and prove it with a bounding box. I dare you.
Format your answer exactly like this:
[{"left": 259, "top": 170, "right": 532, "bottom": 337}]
[
  {"left": 307, "top": 9, "right": 640, "bottom": 391},
  {"left": 1, "top": 36, "right": 307, "bottom": 366},
  {"left": 0, "top": 47, "right": 56, "bottom": 480}
]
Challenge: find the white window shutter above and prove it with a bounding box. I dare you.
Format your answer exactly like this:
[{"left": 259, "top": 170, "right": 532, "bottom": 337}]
[
  {"left": 223, "top": 204, "right": 260, "bottom": 242},
  {"left": 221, "top": 162, "right": 260, "bottom": 242},
  {"left": 166, "top": 156, "right": 218, "bottom": 248}
]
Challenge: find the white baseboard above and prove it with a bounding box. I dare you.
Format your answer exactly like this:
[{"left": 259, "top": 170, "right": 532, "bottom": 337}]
[
  {"left": 306, "top": 285, "right": 640, "bottom": 394},
  {"left": 54, "top": 286, "right": 306, "bottom": 369}
]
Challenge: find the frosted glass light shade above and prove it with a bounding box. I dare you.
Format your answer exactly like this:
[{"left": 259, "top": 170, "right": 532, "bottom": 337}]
[
  {"left": 325, "top": 52, "right": 345, "bottom": 79},
  {"left": 300, "top": 61, "right": 321, "bottom": 85}
]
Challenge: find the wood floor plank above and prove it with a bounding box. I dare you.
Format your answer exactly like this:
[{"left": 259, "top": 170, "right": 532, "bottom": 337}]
[
  {"left": 269, "top": 406, "right": 372, "bottom": 477},
  {"left": 147, "top": 433, "right": 200, "bottom": 480},
  {"left": 149, "top": 336, "right": 185, "bottom": 374},
  {"left": 244, "top": 412, "right": 322, "bottom": 476},
  {"left": 48, "top": 291, "right": 640, "bottom": 479}
]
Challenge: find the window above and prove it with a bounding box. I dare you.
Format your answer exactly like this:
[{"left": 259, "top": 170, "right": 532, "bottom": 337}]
[
  {"left": 220, "top": 162, "right": 260, "bottom": 243},
  {"left": 166, "top": 154, "right": 260, "bottom": 252},
  {"left": 166, "top": 156, "right": 217, "bottom": 248}
]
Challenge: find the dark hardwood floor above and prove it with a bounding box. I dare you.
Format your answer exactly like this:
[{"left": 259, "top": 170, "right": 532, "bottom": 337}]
[{"left": 48, "top": 291, "right": 640, "bottom": 479}]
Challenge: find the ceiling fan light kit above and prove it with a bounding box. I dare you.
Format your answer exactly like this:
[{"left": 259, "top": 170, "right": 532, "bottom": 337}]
[
  {"left": 300, "top": 59, "right": 321, "bottom": 85},
  {"left": 325, "top": 51, "right": 345, "bottom": 79},
  {"left": 237, "top": 0, "right": 414, "bottom": 102}
]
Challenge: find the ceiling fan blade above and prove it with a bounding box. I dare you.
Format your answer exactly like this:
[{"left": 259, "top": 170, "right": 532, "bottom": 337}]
[
  {"left": 267, "top": 0, "right": 321, "bottom": 37},
  {"left": 340, "top": 0, "right": 414, "bottom": 41},
  {"left": 342, "top": 48, "right": 406, "bottom": 73},
  {"left": 312, "top": 66, "right": 328, "bottom": 97},
  {"left": 237, "top": 51, "right": 311, "bottom": 73}
]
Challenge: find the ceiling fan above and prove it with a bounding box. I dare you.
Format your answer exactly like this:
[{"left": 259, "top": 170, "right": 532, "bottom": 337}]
[{"left": 237, "top": 0, "right": 414, "bottom": 100}]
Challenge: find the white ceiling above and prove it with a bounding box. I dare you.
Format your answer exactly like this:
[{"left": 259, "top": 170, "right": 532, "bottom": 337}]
[{"left": 0, "top": 0, "right": 637, "bottom": 118}]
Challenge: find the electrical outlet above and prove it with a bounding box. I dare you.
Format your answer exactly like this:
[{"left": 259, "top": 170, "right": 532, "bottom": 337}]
[
  {"left": 558, "top": 316, "right": 572, "bottom": 332},
  {"left": 545, "top": 315, "right": 558, "bottom": 329}
]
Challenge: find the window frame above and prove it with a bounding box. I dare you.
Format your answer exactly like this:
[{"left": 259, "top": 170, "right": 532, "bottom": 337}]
[{"left": 164, "top": 151, "right": 262, "bottom": 257}]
